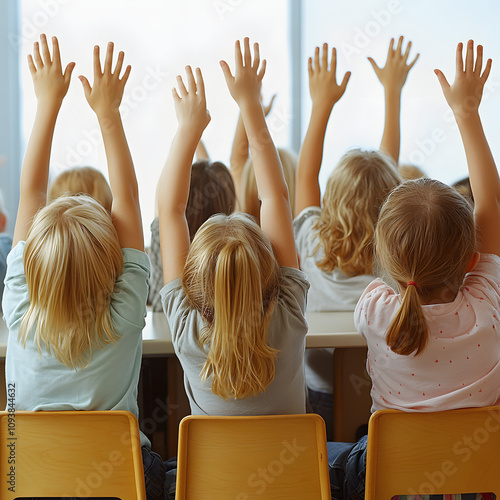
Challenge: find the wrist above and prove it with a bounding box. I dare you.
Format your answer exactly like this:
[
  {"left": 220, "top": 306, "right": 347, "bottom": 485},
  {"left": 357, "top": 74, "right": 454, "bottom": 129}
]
[{"left": 36, "top": 99, "right": 62, "bottom": 117}]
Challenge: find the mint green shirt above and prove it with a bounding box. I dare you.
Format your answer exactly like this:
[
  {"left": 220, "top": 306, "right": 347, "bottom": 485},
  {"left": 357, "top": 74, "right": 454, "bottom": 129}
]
[{"left": 3, "top": 242, "right": 151, "bottom": 447}]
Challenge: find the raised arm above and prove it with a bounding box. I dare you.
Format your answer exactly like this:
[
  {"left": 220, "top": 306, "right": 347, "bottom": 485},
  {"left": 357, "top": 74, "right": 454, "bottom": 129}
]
[
  {"left": 13, "top": 35, "right": 74, "bottom": 246},
  {"left": 221, "top": 38, "right": 297, "bottom": 268},
  {"left": 79, "top": 43, "right": 142, "bottom": 250},
  {"left": 158, "top": 67, "right": 211, "bottom": 283},
  {"left": 368, "top": 36, "right": 419, "bottom": 164},
  {"left": 435, "top": 40, "right": 499, "bottom": 256},
  {"left": 295, "top": 43, "right": 350, "bottom": 215}
]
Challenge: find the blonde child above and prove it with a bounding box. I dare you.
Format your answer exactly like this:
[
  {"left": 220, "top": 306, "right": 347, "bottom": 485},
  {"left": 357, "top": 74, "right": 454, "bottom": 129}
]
[
  {"left": 329, "top": 40, "right": 498, "bottom": 499},
  {"left": 48, "top": 165, "right": 113, "bottom": 211},
  {"left": 2, "top": 36, "right": 166, "bottom": 497},
  {"left": 158, "top": 38, "right": 308, "bottom": 414},
  {"left": 294, "top": 37, "right": 417, "bottom": 437}
]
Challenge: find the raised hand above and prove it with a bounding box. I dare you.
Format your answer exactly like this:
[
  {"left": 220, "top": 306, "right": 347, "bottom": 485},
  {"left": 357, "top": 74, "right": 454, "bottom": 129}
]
[
  {"left": 435, "top": 40, "right": 492, "bottom": 118},
  {"left": 308, "top": 43, "right": 350, "bottom": 111},
  {"left": 220, "top": 38, "right": 266, "bottom": 106},
  {"left": 28, "top": 34, "right": 75, "bottom": 107},
  {"left": 368, "top": 36, "right": 419, "bottom": 95},
  {"left": 172, "top": 66, "right": 211, "bottom": 134},
  {"left": 79, "top": 42, "right": 131, "bottom": 117}
]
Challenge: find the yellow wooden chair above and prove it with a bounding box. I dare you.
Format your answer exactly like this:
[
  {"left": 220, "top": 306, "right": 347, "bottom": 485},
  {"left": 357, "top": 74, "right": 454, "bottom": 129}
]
[
  {"left": 0, "top": 410, "right": 146, "bottom": 499},
  {"left": 365, "top": 406, "right": 500, "bottom": 499},
  {"left": 175, "top": 414, "right": 331, "bottom": 500}
]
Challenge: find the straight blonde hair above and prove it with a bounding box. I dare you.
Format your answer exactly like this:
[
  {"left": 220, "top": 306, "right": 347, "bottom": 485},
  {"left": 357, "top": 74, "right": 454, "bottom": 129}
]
[
  {"left": 182, "top": 213, "right": 280, "bottom": 399},
  {"left": 314, "top": 149, "right": 401, "bottom": 276},
  {"left": 20, "top": 195, "right": 123, "bottom": 369},
  {"left": 376, "top": 179, "right": 476, "bottom": 356}
]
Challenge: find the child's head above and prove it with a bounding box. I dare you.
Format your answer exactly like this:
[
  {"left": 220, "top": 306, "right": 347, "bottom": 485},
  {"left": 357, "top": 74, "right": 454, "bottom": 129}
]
[
  {"left": 399, "top": 163, "right": 427, "bottom": 181},
  {"left": 48, "top": 166, "right": 113, "bottom": 212},
  {"left": 315, "top": 149, "right": 401, "bottom": 276},
  {"left": 240, "top": 148, "right": 297, "bottom": 222},
  {"left": 376, "top": 178, "right": 476, "bottom": 356},
  {"left": 20, "top": 195, "right": 123, "bottom": 368},
  {"left": 186, "top": 160, "right": 236, "bottom": 240},
  {"left": 182, "top": 212, "right": 280, "bottom": 399}
]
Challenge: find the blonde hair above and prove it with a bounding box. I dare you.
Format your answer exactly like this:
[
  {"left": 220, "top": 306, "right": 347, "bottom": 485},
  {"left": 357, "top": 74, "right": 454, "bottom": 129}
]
[
  {"left": 240, "top": 148, "right": 297, "bottom": 223},
  {"left": 182, "top": 213, "right": 280, "bottom": 399},
  {"left": 314, "top": 149, "right": 401, "bottom": 276},
  {"left": 20, "top": 195, "right": 124, "bottom": 369},
  {"left": 48, "top": 167, "right": 113, "bottom": 212},
  {"left": 376, "top": 178, "right": 476, "bottom": 356},
  {"left": 399, "top": 163, "right": 427, "bottom": 181}
]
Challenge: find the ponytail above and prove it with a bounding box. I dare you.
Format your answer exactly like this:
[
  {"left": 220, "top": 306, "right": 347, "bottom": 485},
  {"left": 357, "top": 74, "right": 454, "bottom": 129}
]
[
  {"left": 386, "top": 283, "right": 428, "bottom": 356},
  {"left": 199, "top": 240, "right": 278, "bottom": 399}
]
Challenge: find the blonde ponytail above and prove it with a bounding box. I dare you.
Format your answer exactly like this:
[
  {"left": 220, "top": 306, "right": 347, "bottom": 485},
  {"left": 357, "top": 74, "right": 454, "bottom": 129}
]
[{"left": 386, "top": 283, "right": 428, "bottom": 356}]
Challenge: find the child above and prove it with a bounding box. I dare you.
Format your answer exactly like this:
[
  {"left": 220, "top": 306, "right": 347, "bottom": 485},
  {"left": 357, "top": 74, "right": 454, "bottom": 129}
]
[
  {"left": 149, "top": 158, "right": 236, "bottom": 311},
  {"left": 2, "top": 36, "right": 165, "bottom": 498},
  {"left": 48, "top": 165, "right": 113, "bottom": 211},
  {"left": 158, "top": 38, "right": 308, "bottom": 413},
  {"left": 330, "top": 40, "right": 497, "bottom": 499},
  {"left": 294, "top": 38, "right": 417, "bottom": 438},
  {"left": 0, "top": 191, "right": 12, "bottom": 308}
]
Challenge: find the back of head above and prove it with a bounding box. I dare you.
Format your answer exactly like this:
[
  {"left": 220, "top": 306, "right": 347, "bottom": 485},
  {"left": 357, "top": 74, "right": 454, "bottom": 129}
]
[
  {"left": 48, "top": 166, "right": 113, "bottom": 212},
  {"left": 182, "top": 212, "right": 280, "bottom": 399},
  {"left": 20, "top": 195, "right": 124, "bottom": 368},
  {"left": 399, "top": 163, "right": 427, "bottom": 181},
  {"left": 315, "top": 148, "right": 401, "bottom": 276},
  {"left": 240, "top": 148, "right": 297, "bottom": 223},
  {"left": 186, "top": 161, "right": 236, "bottom": 240},
  {"left": 376, "top": 178, "right": 476, "bottom": 356}
]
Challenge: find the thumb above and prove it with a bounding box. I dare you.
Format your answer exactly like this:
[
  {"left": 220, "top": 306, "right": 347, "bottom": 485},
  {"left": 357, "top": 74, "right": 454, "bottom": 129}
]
[
  {"left": 434, "top": 69, "right": 450, "bottom": 93},
  {"left": 367, "top": 57, "right": 380, "bottom": 74},
  {"left": 64, "top": 62, "right": 76, "bottom": 85},
  {"left": 219, "top": 60, "right": 234, "bottom": 88},
  {"left": 339, "top": 71, "right": 351, "bottom": 93},
  {"left": 78, "top": 75, "right": 92, "bottom": 98}
]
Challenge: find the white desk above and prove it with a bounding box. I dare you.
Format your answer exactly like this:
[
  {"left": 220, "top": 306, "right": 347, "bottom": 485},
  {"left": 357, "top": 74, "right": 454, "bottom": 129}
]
[{"left": 0, "top": 311, "right": 365, "bottom": 358}]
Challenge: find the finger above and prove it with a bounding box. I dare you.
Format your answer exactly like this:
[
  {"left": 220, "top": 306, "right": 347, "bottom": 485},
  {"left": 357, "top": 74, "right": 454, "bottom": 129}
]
[
  {"left": 339, "top": 71, "right": 351, "bottom": 93},
  {"left": 114, "top": 51, "right": 125, "bottom": 77},
  {"left": 40, "top": 34, "right": 52, "bottom": 65},
  {"left": 252, "top": 42, "right": 260, "bottom": 71},
  {"left": 308, "top": 56, "right": 313, "bottom": 78},
  {"left": 79, "top": 75, "right": 92, "bottom": 98},
  {"left": 465, "top": 39, "right": 474, "bottom": 74},
  {"left": 402, "top": 40, "right": 412, "bottom": 62},
  {"left": 367, "top": 57, "right": 380, "bottom": 73},
  {"left": 330, "top": 47, "right": 337, "bottom": 75},
  {"left": 434, "top": 69, "right": 451, "bottom": 92},
  {"left": 257, "top": 59, "right": 266, "bottom": 81},
  {"left": 395, "top": 35, "right": 403, "bottom": 55},
  {"left": 120, "top": 65, "right": 131, "bottom": 86},
  {"left": 322, "top": 43, "right": 328, "bottom": 71},
  {"left": 195, "top": 67, "right": 205, "bottom": 96},
  {"left": 33, "top": 41, "right": 44, "bottom": 69},
  {"left": 314, "top": 46, "right": 320, "bottom": 72},
  {"left": 234, "top": 40, "right": 243, "bottom": 71},
  {"left": 407, "top": 53, "right": 420, "bottom": 70},
  {"left": 172, "top": 86, "right": 181, "bottom": 103},
  {"left": 185, "top": 65, "right": 196, "bottom": 93},
  {"left": 386, "top": 37, "right": 395, "bottom": 59},
  {"left": 176, "top": 74, "right": 188, "bottom": 97},
  {"left": 455, "top": 42, "right": 464, "bottom": 75},
  {"left": 268, "top": 94, "right": 276, "bottom": 108},
  {"left": 220, "top": 59, "right": 234, "bottom": 87},
  {"left": 474, "top": 45, "right": 483, "bottom": 75},
  {"left": 93, "top": 45, "right": 102, "bottom": 76},
  {"left": 51, "top": 36, "right": 62, "bottom": 68},
  {"left": 104, "top": 42, "right": 114, "bottom": 74},
  {"left": 480, "top": 58, "right": 492, "bottom": 84},
  {"left": 27, "top": 55, "right": 37, "bottom": 76},
  {"left": 63, "top": 62, "right": 76, "bottom": 85},
  {"left": 243, "top": 37, "right": 251, "bottom": 67}
]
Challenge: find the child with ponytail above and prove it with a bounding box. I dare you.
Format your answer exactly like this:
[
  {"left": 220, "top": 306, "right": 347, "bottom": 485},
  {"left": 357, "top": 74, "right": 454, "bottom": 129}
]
[
  {"left": 329, "top": 41, "right": 499, "bottom": 499},
  {"left": 158, "top": 38, "right": 308, "bottom": 414}
]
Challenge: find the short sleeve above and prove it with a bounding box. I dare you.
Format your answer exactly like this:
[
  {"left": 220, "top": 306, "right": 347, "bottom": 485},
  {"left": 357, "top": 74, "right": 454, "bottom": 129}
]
[
  {"left": 2, "top": 242, "right": 30, "bottom": 328},
  {"left": 110, "top": 248, "right": 150, "bottom": 329},
  {"left": 293, "top": 207, "right": 322, "bottom": 259},
  {"left": 463, "top": 253, "right": 500, "bottom": 308},
  {"left": 148, "top": 217, "right": 164, "bottom": 312},
  {"left": 279, "top": 267, "right": 310, "bottom": 316}
]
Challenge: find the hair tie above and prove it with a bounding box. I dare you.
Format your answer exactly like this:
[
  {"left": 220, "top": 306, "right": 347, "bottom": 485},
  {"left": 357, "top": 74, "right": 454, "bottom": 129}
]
[{"left": 406, "top": 281, "right": 418, "bottom": 289}]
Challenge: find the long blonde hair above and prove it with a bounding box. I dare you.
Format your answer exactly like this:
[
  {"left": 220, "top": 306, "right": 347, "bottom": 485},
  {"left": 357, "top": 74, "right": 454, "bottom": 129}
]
[
  {"left": 314, "top": 149, "right": 400, "bottom": 276},
  {"left": 20, "top": 195, "right": 123, "bottom": 369},
  {"left": 182, "top": 213, "right": 280, "bottom": 399},
  {"left": 376, "top": 179, "right": 476, "bottom": 356},
  {"left": 240, "top": 148, "right": 297, "bottom": 223},
  {"left": 48, "top": 166, "right": 113, "bottom": 212}
]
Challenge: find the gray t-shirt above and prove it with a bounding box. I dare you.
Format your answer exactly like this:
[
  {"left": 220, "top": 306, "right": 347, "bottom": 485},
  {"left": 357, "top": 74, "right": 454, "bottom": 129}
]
[
  {"left": 161, "top": 267, "right": 310, "bottom": 415},
  {"left": 293, "top": 206, "right": 374, "bottom": 394}
]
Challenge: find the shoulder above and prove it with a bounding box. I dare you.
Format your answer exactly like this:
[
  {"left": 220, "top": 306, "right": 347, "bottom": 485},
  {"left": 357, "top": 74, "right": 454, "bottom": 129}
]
[
  {"left": 462, "top": 253, "right": 500, "bottom": 306},
  {"left": 276, "top": 266, "right": 310, "bottom": 318},
  {"left": 293, "top": 206, "right": 321, "bottom": 237}
]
